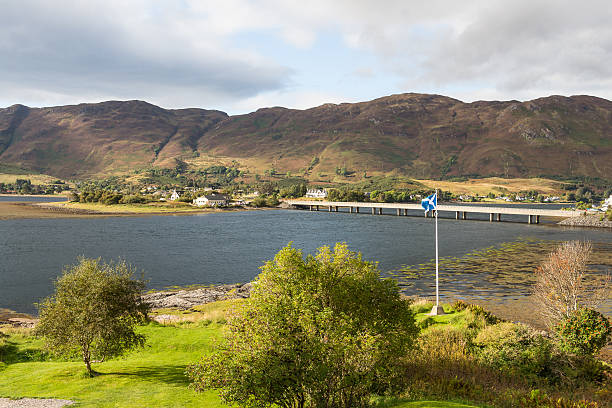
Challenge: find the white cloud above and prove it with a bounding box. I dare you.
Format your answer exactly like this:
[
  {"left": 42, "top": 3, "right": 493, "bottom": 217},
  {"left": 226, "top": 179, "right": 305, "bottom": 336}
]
[{"left": 1, "top": 0, "right": 611, "bottom": 112}]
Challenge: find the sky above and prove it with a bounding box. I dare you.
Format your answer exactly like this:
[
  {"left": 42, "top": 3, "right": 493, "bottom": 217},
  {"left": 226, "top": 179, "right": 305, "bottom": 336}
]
[{"left": 1, "top": 0, "right": 611, "bottom": 114}]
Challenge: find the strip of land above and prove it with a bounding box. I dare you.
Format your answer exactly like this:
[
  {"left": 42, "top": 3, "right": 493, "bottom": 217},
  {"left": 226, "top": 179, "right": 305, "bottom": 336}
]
[{"left": 0, "top": 201, "right": 240, "bottom": 219}]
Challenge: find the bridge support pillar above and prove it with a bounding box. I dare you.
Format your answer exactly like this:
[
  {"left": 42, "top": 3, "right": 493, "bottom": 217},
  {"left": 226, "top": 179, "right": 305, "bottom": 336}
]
[
  {"left": 378, "top": 208, "right": 383, "bottom": 215},
  {"left": 315, "top": 205, "right": 319, "bottom": 211},
  {"left": 497, "top": 213, "right": 501, "bottom": 222},
  {"left": 536, "top": 215, "right": 540, "bottom": 224},
  {"left": 490, "top": 213, "right": 494, "bottom": 222},
  {"left": 404, "top": 209, "right": 408, "bottom": 216},
  {"left": 397, "top": 209, "right": 401, "bottom": 216},
  {"left": 349, "top": 206, "right": 353, "bottom": 213},
  {"left": 356, "top": 207, "right": 359, "bottom": 213},
  {"left": 462, "top": 212, "right": 467, "bottom": 220},
  {"left": 528, "top": 215, "right": 532, "bottom": 224},
  {"left": 309, "top": 205, "right": 313, "bottom": 211},
  {"left": 371, "top": 208, "right": 376, "bottom": 215},
  {"left": 328, "top": 206, "right": 332, "bottom": 212},
  {"left": 456, "top": 211, "right": 460, "bottom": 220},
  {"left": 335, "top": 206, "right": 338, "bottom": 212}
]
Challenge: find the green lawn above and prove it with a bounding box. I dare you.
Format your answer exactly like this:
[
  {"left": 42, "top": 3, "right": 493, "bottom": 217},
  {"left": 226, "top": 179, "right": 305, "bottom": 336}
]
[
  {"left": 0, "top": 323, "right": 222, "bottom": 407},
  {"left": 0, "top": 302, "right": 482, "bottom": 408}
]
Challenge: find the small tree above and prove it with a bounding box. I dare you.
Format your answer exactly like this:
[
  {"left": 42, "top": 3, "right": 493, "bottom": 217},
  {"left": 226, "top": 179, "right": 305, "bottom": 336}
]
[
  {"left": 555, "top": 308, "right": 611, "bottom": 355},
  {"left": 532, "top": 241, "right": 610, "bottom": 328},
  {"left": 36, "top": 258, "right": 149, "bottom": 376},
  {"left": 188, "top": 243, "right": 418, "bottom": 408}
]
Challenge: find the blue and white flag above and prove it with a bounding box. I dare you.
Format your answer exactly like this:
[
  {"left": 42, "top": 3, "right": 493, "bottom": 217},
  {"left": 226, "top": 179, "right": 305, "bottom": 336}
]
[{"left": 421, "top": 192, "right": 437, "bottom": 214}]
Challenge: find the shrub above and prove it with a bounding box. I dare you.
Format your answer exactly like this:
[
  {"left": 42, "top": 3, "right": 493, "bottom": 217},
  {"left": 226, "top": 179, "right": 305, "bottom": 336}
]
[
  {"left": 474, "top": 322, "right": 558, "bottom": 381},
  {"left": 119, "top": 194, "right": 147, "bottom": 204},
  {"left": 249, "top": 197, "right": 267, "bottom": 207},
  {"left": 555, "top": 308, "right": 612, "bottom": 356},
  {"left": 451, "top": 300, "right": 502, "bottom": 326},
  {"left": 188, "top": 243, "right": 418, "bottom": 408}
]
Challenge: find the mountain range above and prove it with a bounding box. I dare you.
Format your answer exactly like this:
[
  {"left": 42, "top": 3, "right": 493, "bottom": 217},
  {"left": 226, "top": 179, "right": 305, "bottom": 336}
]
[{"left": 0, "top": 93, "right": 610, "bottom": 180}]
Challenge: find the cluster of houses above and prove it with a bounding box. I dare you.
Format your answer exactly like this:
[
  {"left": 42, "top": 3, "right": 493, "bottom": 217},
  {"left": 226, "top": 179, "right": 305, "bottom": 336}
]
[
  {"left": 492, "top": 195, "right": 561, "bottom": 202},
  {"left": 305, "top": 189, "right": 327, "bottom": 198},
  {"left": 142, "top": 185, "right": 233, "bottom": 207}
]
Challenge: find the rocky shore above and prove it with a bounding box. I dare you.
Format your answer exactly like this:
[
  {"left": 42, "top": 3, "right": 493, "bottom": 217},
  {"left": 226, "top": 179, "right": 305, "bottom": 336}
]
[
  {"left": 558, "top": 214, "right": 612, "bottom": 228},
  {"left": 141, "top": 283, "right": 253, "bottom": 309}
]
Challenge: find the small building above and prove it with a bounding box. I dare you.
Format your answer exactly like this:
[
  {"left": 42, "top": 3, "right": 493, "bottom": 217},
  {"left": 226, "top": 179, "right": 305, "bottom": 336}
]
[
  {"left": 306, "top": 189, "right": 327, "bottom": 198},
  {"left": 169, "top": 190, "right": 181, "bottom": 201},
  {"left": 193, "top": 193, "right": 229, "bottom": 207},
  {"left": 602, "top": 195, "right": 612, "bottom": 211}
]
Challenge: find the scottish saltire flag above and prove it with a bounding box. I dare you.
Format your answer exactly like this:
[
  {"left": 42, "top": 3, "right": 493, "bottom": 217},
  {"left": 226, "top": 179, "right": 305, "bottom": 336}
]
[{"left": 421, "top": 192, "right": 437, "bottom": 213}]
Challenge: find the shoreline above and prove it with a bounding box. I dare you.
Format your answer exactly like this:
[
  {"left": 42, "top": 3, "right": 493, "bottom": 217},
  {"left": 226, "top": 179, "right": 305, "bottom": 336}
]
[{"left": 0, "top": 201, "right": 261, "bottom": 219}]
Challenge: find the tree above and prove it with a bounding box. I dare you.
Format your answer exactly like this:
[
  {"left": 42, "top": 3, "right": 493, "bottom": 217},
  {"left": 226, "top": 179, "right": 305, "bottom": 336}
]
[
  {"left": 36, "top": 258, "right": 149, "bottom": 376},
  {"left": 532, "top": 241, "right": 610, "bottom": 328},
  {"left": 188, "top": 243, "right": 418, "bottom": 408}
]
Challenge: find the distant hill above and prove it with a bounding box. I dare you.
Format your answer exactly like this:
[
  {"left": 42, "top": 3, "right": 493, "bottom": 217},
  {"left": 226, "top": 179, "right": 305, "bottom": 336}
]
[{"left": 0, "top": 94, "right": 611, "bottom": 180}]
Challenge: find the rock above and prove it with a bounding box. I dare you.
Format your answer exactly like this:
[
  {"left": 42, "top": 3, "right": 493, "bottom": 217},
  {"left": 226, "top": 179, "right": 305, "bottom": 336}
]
[
  {"left": 558, "top": 215, "right": 612, "bottom": 228},
  {"left": 142, "top": 283, "right": 253, "bottom": 309}
]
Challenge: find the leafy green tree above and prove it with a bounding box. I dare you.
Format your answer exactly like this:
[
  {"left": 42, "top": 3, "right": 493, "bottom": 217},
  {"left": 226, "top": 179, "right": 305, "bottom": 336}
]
[
  {"left": 188, "top": 243, "right": 418, "bottom": 408},
  {"left": 36, "top": 258, "right": 149, "bottom": 376}
]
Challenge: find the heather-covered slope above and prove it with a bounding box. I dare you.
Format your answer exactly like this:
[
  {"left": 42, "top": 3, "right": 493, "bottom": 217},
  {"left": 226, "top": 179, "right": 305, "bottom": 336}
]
[{"left": 0, "top": 94, "right": 610, "bottom": 179}]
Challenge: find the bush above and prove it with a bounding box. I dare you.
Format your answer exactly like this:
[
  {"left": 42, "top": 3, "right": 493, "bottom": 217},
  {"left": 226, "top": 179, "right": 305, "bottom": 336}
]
[
  {"left": 555, "top": 308, "right": 612, "bottom": 356},
  {"left": 451, "top": 300, "right": 502, "bottom": 325},
  {"left": 119, "top": 194, "right": 147, "bottom": 204},
  {"left": 188, "top": 243, "right": 418, "bottom": 408},
  {"left": 474, "top": 322, "right": 558, "bottom": 381}
]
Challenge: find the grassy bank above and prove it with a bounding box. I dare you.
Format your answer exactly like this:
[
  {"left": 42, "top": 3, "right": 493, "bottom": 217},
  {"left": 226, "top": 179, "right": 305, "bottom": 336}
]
[
  {"left": 2, "top": 299, "right": 610, "bottom": 407},
  {"left": 0, "top": 300, "right": 483, "bottom": 408}
]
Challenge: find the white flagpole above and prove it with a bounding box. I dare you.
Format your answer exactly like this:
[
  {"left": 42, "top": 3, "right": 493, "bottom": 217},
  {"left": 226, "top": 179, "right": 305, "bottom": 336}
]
[{"left": 435, "top": 189, "right": 439, "bottom": 307}]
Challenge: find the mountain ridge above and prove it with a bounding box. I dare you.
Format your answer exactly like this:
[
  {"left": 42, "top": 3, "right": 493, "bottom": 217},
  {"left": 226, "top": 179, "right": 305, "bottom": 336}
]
[{"left": 0, "top": 93, "right": 610, "bottom": 180}]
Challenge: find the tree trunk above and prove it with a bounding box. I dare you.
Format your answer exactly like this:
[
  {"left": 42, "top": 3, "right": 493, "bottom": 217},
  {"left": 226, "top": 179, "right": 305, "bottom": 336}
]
[{"left": 83, "top": 347, "right": 93, "bottom": 377}]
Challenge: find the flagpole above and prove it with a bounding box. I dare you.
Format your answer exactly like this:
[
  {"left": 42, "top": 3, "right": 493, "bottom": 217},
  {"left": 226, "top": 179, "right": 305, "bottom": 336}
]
[{"left": 435, "top": 188, "right": 439, "bottom": 307}]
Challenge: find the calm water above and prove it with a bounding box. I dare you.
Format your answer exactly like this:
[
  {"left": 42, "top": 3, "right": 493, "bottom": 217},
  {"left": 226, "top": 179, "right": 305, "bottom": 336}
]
[{"left": 1, "top": 204, "right": 611, "bottom": 314}]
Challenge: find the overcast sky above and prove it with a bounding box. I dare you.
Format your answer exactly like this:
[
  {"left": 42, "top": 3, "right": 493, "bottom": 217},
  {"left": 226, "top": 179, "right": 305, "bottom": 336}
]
[{"left": 1, "top": 0, "right": 611, "bottom": 114}]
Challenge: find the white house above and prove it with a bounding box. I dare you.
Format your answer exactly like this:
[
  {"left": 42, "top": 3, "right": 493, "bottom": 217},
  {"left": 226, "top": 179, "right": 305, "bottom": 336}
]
[
  {"left": 193, "top": 193, "right": 229, "bottom": 207},
  {"left": 169, "top": 190, "right": 181, "bottom": 201},
  {"left": 602, "top": 195, "right": 612, "bottom": 211},
  {"left": 306, "top": 189, "right": 327, "bottom": 198}
]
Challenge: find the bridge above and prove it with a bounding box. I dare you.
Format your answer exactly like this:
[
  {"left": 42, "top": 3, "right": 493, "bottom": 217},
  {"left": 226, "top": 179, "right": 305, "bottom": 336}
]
[{"left": 286, "top": 200, "right": 583, "bottom": 224}]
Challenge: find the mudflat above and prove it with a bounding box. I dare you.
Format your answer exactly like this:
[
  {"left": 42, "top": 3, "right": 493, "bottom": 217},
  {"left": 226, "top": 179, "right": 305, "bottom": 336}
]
[
  {"left": 0, "top": 202, "right": 105, "bottom": 219},
  {"left": 0, "top": 201, "right": 243, "bottom": 219}
]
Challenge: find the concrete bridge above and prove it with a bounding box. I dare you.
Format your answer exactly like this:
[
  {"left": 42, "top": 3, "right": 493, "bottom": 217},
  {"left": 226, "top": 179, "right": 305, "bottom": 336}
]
[{"left": 286, "top": 200, "right": 584, "bottom": 224}]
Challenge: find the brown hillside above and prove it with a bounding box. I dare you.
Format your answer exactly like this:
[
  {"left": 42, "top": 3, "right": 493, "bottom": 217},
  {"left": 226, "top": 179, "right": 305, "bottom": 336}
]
[
  {"left": 0, "top": 94, "right": 610, "bottom": 180},
  {"left": 0, "top": 101, "right": 227, "bottom": 178}
]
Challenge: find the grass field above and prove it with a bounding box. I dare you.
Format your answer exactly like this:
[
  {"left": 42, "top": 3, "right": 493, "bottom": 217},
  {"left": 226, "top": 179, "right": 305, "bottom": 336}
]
[
  {"left": 0, "top": 301, "right": 482, "bottom": 408},
  {"left": 0, "top": 172, "right": 67, "bottom": 185},
  {"left": 415, "top": 177, "right": 566, "bottom": 196}
]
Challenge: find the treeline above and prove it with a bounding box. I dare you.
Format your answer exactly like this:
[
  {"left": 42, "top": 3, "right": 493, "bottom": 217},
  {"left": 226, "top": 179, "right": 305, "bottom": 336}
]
[
  {"left": 72, "top": 189, "right": 148, "bottom": 205},
  {"left": 326, "top": 188, "right": 453, "bottom": 203},
  {"left": 0, "top": 179, "right": 68, "bottom": 195},
  {"left": 137, "top": 162, "right": 244, "bottom": 190}
]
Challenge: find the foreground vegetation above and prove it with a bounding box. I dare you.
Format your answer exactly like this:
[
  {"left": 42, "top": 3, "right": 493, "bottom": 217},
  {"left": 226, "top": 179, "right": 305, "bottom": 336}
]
[
  {"left": 1, "top": 242, "right": 610, "bottom": 407},
  {"left": 1, "top": 301, "right": 481, "bottom": 408},
  {"left": 1, "top": 300, "right": 609, "bottom": 407}
]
